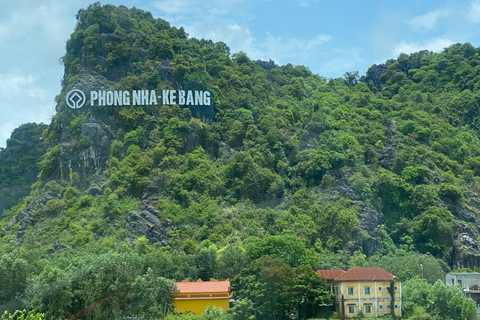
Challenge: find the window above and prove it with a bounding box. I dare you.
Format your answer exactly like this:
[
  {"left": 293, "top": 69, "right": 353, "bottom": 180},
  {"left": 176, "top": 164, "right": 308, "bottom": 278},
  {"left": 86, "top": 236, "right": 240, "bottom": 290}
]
[
  {"left": 364, "top": 286, "right": 371, "bottom": 295},
  {"left": 334, "top": 286, "right": 339, "bottom": 295},
  {"left": 379, "top": 304, "right": 383, "bottom": 309},
  {"left": 394, "top": 286, "right": 398, "bottom": 290},
  {"left": 458, "top": 280, "right": 462, "bottom": 286},
  {"left": 347, "top": 287, "right": 354, "bottom": 295},
  {"left": 364, "top": 304, "right": 372, "bottom": 314},
  {"left": 348, "top": 304, "right": 355, "bottom": 314},
  {"left": 387, "top": 305, "right": 391, "bottom": 309},
  {"left": 378, "top": 286, "right": 382, "bottom": 291},
  {"left": 395, "top": 305, "right": 398, "bottom": 309}
]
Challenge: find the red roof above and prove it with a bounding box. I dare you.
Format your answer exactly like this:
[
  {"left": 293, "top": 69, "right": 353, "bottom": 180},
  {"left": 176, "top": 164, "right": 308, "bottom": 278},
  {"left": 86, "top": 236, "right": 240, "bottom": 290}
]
[
  {"left": 316, "top": 269, "right": 346, "bottom": 280},
  {"left": 175, "top": 281, "right": 230, "bottom": 294},
  {"left": 333, "top": 267, "right": 397, "bottom": 281}
]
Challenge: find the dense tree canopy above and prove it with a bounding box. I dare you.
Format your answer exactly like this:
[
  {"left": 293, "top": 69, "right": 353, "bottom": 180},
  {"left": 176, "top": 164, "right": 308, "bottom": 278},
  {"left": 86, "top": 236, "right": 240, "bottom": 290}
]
[{"left": 2, "top": 3, "right": 480, "bottom": 320}]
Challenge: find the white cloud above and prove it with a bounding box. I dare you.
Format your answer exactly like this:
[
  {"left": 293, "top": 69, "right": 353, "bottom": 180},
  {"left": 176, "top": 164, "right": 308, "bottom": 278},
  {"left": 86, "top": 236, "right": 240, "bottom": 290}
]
[
  {"left": 0, "top": 74, "right": 47, "bottom": 100},
  {"left": 184, "top": 17, "right": 332, "bottom": 68},
  {"left": 0, "top": 123, "right": 16, "bottom": 149},
  {"left": 317, "top": 48, "right": 363, "bottom": 76},
  {"left": 405, "top": 9, "right": 452, "bottom": 31},
  {"left": 154, "top": 0, "right": 196, "bottom": 15},
  {"left": 152, "top": 0, "right": 345, "bottom": 77},
  {"left": 258, "top": 33, "right": 331, "bottom": 64},
  {"left": 0, "top": 73, "right": 52, "bottom": 146},
  {"left": 392, "top": 37, "right": 454, "bottom": 57},
  {"left": 184, "top": 19, "right": 255, "bottom": 54},
  {"left": 0, "top": 0, "right": 91, "bottom": 148},
  {"left": 153, "top": 0, "right": 253, "bottom": 20},
  {"left": 469, "top": 0, "right": 480, "bottom": 23}
]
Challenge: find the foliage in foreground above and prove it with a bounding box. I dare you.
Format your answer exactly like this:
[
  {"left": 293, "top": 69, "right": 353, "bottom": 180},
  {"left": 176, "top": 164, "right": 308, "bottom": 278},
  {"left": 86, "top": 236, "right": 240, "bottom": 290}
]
[
  {"left": 3, "top": 3, "right": 480, "bottom": 320},
  {"left": 230, "top": 257, "right": 334, "bottom": 320},
  {"left": 1, "top": 310, "right": 44, "bottom": 320},
  {"left": 402, "top": 278, "right": 476, "bottom": 320}
]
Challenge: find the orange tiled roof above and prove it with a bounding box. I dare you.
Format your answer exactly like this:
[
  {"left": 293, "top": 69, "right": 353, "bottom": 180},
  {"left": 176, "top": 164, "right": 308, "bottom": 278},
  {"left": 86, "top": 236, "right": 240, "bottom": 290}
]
[
  {"left": 175, "top": 280, "right": 230, "bottom": 294},
  {"left": 316, "top": 269, "right": 346, "bottom": 280},
  {"left": 333, "top": 267, "right": 397, "bottom": 281}
]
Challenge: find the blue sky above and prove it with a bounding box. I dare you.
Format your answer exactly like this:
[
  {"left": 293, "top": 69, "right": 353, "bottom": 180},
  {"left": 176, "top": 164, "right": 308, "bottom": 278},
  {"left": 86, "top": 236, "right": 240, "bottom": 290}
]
[{"left": 1, "top": 0, "right": 480, "bottom": 147}]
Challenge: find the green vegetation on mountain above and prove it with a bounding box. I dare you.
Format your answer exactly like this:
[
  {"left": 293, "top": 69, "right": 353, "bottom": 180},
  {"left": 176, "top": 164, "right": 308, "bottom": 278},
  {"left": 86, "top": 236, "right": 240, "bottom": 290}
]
[
  {"left": 2, "top": 2, "right": 480, "bottom": 319},
  {"left": 0, "top": 123, "right": 47, "bottom": 214}
]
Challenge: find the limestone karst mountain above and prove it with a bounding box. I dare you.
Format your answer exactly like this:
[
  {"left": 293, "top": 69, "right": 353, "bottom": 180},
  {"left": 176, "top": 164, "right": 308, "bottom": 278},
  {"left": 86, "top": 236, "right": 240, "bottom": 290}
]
[{"left": 2, "top": 3, "right": 480, "bottom": 317}]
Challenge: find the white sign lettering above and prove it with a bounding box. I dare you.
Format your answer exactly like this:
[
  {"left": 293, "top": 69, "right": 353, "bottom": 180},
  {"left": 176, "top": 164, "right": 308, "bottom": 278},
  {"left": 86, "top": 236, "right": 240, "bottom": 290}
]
[{"left": 67, "top": 89, "right": 211, "bottom": 109}]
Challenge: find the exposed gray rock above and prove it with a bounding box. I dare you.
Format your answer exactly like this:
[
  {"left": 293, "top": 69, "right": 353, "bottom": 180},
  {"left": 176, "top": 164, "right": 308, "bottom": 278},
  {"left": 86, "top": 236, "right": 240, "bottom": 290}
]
[
  {"left": 59, "top": 116, "right": 115, "bottom": 185},
  {"left": 182, "top": 129, "right": 198, "bottom": 154},
  {"left": 16, "top": 189, "right": 62, "bottom": 243},
  {"left": 320, "top": 169, "right": 384, "bottom": 256},
  {"left": 141, "top": 185, "right": 160, "bottom": 200},
  {"left": 458, "top": 207, "right": 480, "bottom": 224},
  {"left": 451, "top": 231, "right": 480, "bottom": 269},
  {"left": 66, "top": 69, "right": 113, "bottom": 94},
  {"left": 88, "top": 184, "right": 102, "bottom": 196},
  {"left": 16, "top": 209, "right": 33, "bottom": 244},
  {"left": 378, "top": 119, "right": 397, "bottom": 170},
  {"left": 465, "top": 192, "right": 480, "bottom": 212},
  {"left": 47, "top": 240, "right": 66, "bottom": 254},
  {"left": 328, "top": 170, "right": 358, "bottom": 200},
  {"left": 220, "top": 142, "right": 236, "bottom": 164},
  {"left": 155, "top": 59, "right": 173, "bottom": 79},
  {"left": 125, "top": 187, "right": 169, "bottom": 246},
  {"left": 356, "top": 204, "right": 384, "bottom": 256},
  {"left": 125, "top": 206, "right": 167, "bottom": 246},
  {"left": 356, "top": 204, "right": 383, "bottom": 233},
  {"left": 364, "top": 63, "right": 386, "bottom": 90}
]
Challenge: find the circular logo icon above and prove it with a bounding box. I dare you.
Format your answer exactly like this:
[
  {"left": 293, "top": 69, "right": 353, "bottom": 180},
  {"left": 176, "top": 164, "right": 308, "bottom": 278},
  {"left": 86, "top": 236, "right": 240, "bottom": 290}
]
[{"left": 66, "top": 89, "right": 86, "bottom": 109}]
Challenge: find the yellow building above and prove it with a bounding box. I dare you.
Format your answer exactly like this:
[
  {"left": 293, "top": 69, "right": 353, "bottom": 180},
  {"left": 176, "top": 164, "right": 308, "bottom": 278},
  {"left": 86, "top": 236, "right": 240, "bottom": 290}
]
[
  {"left": 317, "top": 267, "right": 402, "bottom": 318},
  {"left": 174, "top": 280, "right": 231, "bottom": 315}
]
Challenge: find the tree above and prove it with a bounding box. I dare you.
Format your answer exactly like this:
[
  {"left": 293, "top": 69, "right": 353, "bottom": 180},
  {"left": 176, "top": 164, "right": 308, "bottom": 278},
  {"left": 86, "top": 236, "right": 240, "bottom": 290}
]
[
  {"left": 410, "top": 206, "right": 455, "bottom": 255},
  {"left": 230, "top": 257, "right": 333, "bottom": 320},
  {"left": 130, "top": 268, "right": 175, "bottom": 319},
  {"left": 231, "top": 257, "right": 298, "bottom": 320},
  {"left": 402, "top": 278, "right": 476, "bottom": 320},
  {"left": 368, "top": 252, "right": 445, "bottom": 284},
  {"left": 215, "top": 242, "right": 249, "bottom": 280},
  {"left": 344, "top": 71, "right": 359, "bottom": 86},
  {"left": 195, "top": 241, "right": 218, "bottom": 281},
  {"left": 0, "top": 252, "right": 28, "bottom": 305},
  {"left": 387, "top": 280, "right": 396, "bottom": 317},
  {"left": 246, "top": 235, "right": 317, "bottom": 268},
  {"left": 25, "top": 266, "right": 73, "bottom": 320},
  {"left": 294, "top": 265, "right": 334, "bottom": 318}
]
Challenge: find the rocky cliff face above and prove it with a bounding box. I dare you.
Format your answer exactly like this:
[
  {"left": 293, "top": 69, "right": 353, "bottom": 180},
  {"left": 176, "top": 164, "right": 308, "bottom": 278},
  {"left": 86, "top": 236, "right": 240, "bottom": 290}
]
[
  {"left": 15, "top": 182, "right": 62, "bottom": 244},
  {"left": 6, "top": 4, "right": 480, "bottom": 274},
  {"left": 59, "top": 115, "right": 116, "bottom": 184},
  {"left": 449, "top": 195, "right": 480, "bottom": 269},
  {"left": 125, "top": 186, "right": 170, "bottom": 246}
]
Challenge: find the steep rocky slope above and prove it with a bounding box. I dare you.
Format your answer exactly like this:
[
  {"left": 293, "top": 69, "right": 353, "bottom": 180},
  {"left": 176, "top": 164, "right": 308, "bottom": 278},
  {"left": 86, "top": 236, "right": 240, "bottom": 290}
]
[{"left": 2, "top": 5, "right": 480, "bottom": 293}]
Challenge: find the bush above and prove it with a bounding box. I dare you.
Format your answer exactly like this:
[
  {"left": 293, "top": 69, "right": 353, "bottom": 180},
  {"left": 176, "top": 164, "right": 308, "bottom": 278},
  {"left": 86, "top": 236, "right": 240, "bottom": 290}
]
[
  {"left": 438, "top": 183, "right": 463, "bottom": 204},
  {"left": 1, "top": 310, "right": 44, "bottom": 320}
]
